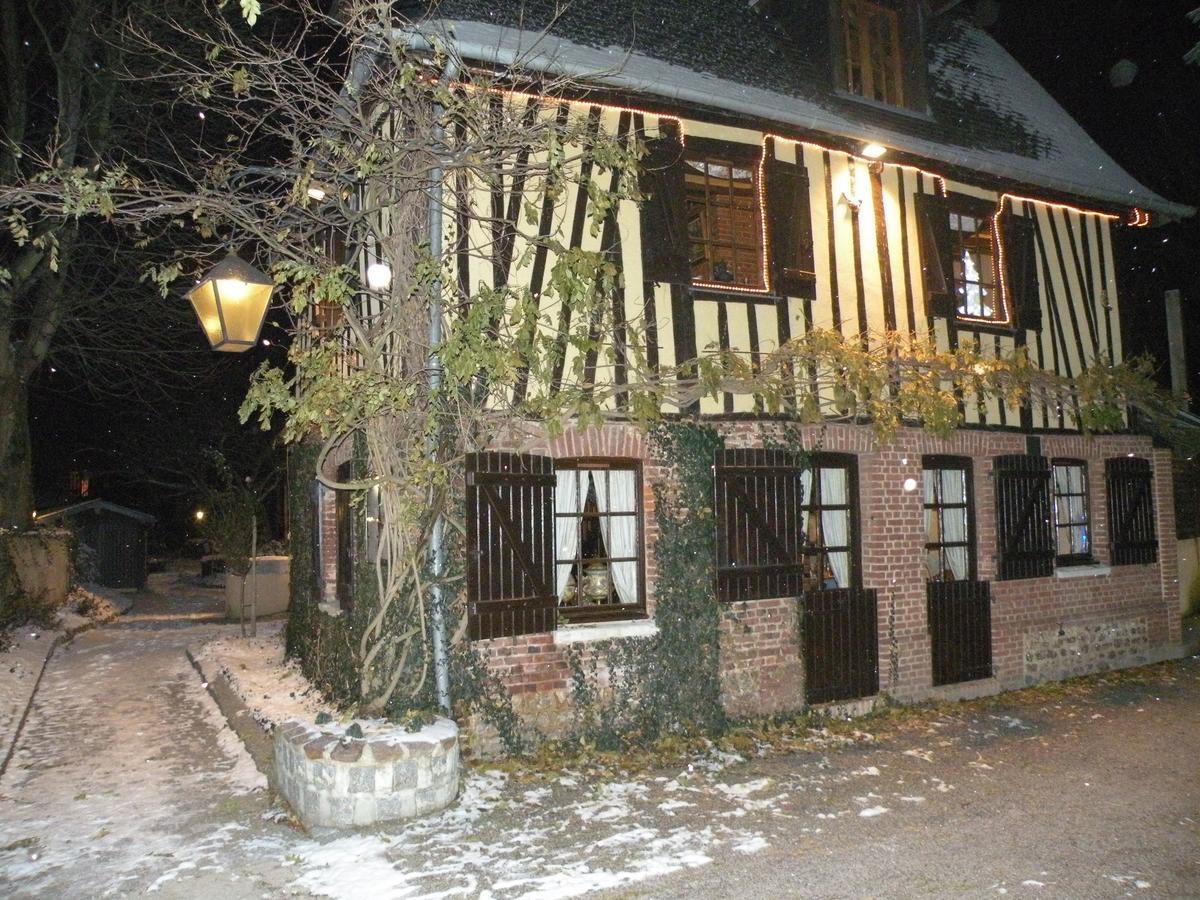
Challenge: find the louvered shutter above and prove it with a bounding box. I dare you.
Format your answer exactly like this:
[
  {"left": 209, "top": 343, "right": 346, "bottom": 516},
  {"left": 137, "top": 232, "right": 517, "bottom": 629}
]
[
  {"left": 993, "top": 454, "right": 1054, "bottom": 580},
  {"left": 1106, "top": 457, "right": 1158, "bottom": 565},
  {"left": 767, "top": 156, "right": 816, "bottom": 296},
  {"left": 915, "top": 193, "right": 954, "bottom": 318},
  {"left": 466, "top": 452, "right": 557, "bottom": 639},
  {"left": 1003, "top": 211, "right": 1042, "bottom": 331},
  {"left": 714, "top": 447, "right": 808, "bottom": 602},
  {"left": 637, "top": 132, "right": 690, "bottom": 284}
]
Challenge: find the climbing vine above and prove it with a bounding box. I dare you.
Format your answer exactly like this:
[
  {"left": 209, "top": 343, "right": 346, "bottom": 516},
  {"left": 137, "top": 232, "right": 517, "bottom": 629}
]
[{"left": 561, "top": 422, "right": 726, "bottom": 750}]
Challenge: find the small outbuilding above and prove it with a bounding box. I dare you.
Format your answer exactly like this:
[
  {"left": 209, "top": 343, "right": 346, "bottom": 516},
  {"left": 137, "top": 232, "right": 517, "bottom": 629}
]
[{"left": 36, "top": 500, "right": 156, "bottom": 589}]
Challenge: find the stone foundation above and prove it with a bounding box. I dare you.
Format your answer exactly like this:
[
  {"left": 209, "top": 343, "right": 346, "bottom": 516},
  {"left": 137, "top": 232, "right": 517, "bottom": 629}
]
[
  {"left": 274, "top": 718, "right": 459, "bottom": 828},
  {"left": 1022, "top": 618, "right": 1150, "bottom": 685}
]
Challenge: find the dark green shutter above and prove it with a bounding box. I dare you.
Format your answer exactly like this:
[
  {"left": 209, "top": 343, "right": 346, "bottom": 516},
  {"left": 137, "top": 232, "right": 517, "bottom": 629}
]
[
  {"left": 915, "top": 193, "right": 954, "bottom": 319},
  {"left": 767, "top": 156, "right": 816, "bottom": 296},
  {"left": 1003, "top": 211, "right": 1042, "bottom": 331},
  {"left": 638, "top": 131, "right": 690, "bottom": 284}
]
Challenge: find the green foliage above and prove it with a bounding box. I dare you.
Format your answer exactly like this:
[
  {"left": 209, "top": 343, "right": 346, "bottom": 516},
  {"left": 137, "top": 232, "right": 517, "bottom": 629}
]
[{"left": 200, "top": 485, "right": 259, "bottom": 576}]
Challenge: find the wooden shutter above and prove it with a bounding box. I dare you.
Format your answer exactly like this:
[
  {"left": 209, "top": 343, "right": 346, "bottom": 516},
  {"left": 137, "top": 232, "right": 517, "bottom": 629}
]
[
  {"left": 915, "top": 193, "right": 954, "bottom": 319},
  {"left": 1003, "top": 210, "right": 1042, "bottom": 331},
  {"left": 1106, "top": 457, "right": 1158, "bottom": 565},
  {"left": 466, "top": 451, "right": 557, "bottom": 639},
  {"left": 767, "top": 155, "right": 816, "bottom": 296},
  {"left": 638, "top": 129, "right": 690, "bottom": 284},
  {"left": 993, "top": 454, "right": 1054, "bottom": 580},
  {"left": 714, "top": 447, "right": 808, "bottom": 602}
]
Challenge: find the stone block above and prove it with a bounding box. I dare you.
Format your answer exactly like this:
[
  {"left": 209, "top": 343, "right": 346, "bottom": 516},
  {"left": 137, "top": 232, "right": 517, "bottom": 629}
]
[
  {"left": 304, "top": 735, "right": 337, "bottom": 760},
  {"left": 330, "top": 740, "right": 364, "bottom": 763},
  {"left": 311, "top": 761, "right": 335, "bottom": 788},
  {"left": 368, "top": 741, "right": 402, "bottom": 764},
  {"left": 349, "top": 765, "right": 375, "bottom": 794},
  {"left": 393, "top": 760, "right": 418, "bottom": 789}
]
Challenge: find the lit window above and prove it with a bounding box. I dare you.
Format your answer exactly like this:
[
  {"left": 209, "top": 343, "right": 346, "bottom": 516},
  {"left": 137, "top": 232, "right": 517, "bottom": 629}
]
[
  {"left": 554, "top": 461, "right": 644, "bottom": 622},
  {"left": 802, "top": 455, "right": 857, "bottom": 589},
  {"left": 1052, "top": 461, "right": 1091, "bottom": 564},
  {"left": 950, "top": 211, "right": 998, "bottom": 320},
  {"left": 684, "top": 154, "right": 765, "bottom": 288}
]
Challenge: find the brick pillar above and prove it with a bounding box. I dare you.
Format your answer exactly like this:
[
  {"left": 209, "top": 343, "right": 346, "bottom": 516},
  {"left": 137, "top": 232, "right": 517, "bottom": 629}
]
[{"left": 1152, "top": 448, "right": 1183, "bottom": 647}]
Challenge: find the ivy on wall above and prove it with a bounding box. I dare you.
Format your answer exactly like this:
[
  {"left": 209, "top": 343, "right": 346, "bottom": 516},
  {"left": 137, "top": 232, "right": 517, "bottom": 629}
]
[{"left": 562, "top": 422, "right": 727, "bottom": 749}]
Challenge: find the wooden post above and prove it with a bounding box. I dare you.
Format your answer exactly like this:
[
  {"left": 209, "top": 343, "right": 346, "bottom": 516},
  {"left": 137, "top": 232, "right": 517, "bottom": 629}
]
[{"left": 1165, "top": 289, "right": 1187, "bottom": 396}]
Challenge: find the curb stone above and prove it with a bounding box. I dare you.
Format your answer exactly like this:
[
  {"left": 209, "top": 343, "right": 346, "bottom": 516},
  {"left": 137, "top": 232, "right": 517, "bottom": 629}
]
[
  {"left": 186, "top": 647, "right": 283, "bottom": 798},
  {"left": 0, "top": 585, "right": 134, "bottom": 779}
]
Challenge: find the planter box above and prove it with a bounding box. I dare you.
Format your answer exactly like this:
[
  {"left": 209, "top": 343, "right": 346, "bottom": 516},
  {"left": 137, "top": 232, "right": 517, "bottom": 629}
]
[{"left": 224, "top": 555, "right": 290, "bottom": 618}]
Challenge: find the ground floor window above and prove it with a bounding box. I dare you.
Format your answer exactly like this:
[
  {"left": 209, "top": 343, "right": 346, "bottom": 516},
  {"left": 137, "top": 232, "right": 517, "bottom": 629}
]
[
  {"left": 1052, "top": 460, "right": 1091, "bottom": 564},
  {"left": 555, "top": 460, "right": 643, "bottom": 621},
  {"left": 803, "top": 454, "right": 857, "bottom": 589},
  {"left": 923, "top": 456, "right": 974, "bottom": 581}
]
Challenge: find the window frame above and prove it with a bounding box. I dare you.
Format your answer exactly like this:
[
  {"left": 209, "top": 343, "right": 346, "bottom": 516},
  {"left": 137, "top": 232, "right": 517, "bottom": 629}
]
[
  {"left": 682, "top": 138, "right": 769, "bottom": 293},
  {"left": 802, "top": 452, "right": 861, "bottom": 590},
  {"left": 838, "top": 0, "right": 905, "bottom": 107},
  {"left": 553, "top": 457, "right": 647, "bottom": 625},
  {"left": 1051, "top": 458, "right": 1093, "bottom": 566},
  {"left": 922, "top": 455, "right": 976, "bottom": 582},
  {"left": 829, "top": 0, "right": 930, "bottom": 115}
]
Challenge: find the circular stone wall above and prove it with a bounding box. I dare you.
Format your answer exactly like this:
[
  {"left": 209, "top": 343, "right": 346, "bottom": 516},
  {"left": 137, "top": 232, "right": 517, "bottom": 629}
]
[{"left": 274, "top": 717, "right": 459, "bottom": 828}]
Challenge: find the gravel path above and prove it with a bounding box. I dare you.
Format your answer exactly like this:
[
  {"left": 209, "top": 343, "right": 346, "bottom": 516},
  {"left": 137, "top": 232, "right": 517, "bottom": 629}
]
[{"left": 0, "top": 576, "right": 1196, "bottom": 899}]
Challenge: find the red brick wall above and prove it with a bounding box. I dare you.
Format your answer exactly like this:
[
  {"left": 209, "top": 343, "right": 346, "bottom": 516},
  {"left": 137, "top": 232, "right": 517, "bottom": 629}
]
[{"left": 339, "top": 419, "right": 1181, "bottom": 751}]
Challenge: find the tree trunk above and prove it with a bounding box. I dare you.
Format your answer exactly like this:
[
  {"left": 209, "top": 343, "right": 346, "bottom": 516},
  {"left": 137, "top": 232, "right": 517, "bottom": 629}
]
[{"left": 0, "top": 378, "right": 33, "bottom": 529}]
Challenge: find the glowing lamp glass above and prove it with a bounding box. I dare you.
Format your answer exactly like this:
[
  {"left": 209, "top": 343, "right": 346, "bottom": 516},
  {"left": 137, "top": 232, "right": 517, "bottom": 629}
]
[
  {"left": 861, "top": 142, "right": 888, "bottom": 159},
  {"left": 185, "top": 254, "right": 274, "bottom": 353},
  {"left": 366, "top": 262, "right": 392, "bottom": 291}
]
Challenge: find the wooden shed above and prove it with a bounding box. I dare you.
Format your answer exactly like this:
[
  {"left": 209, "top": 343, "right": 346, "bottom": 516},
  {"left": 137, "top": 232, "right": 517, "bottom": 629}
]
[{"left": 36, "top": 500, "right": 156, "bottom": 589}]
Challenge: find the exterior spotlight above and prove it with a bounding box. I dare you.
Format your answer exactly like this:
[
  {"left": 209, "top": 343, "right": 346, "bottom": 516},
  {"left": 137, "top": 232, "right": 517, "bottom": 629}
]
[
  {"left": 185, "top": 253, "right": 274, "bottom": 353},
  {"left": 195, "top": 509, "right": 206, "bottom": 522},
  {"left": 861, "top": 142, "right": 888, "bottom": 160},
  {"left": 366, "top": 262, "right": 392, "bottom": 291}
]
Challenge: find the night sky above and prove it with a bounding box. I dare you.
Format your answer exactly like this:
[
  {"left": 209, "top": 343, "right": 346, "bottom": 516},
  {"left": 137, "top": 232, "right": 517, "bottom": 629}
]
[
  {"left": 990, "top": 0, "right": 1200, "bottom": 395},
  {"left": 27, "top": 0, "right": 1200, "bottom": 539}
]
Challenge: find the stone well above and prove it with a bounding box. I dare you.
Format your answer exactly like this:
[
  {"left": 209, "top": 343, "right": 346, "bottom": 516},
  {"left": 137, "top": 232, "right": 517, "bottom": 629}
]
[{"left": 274, "top": 717, "right": 459, "bottom": 829}]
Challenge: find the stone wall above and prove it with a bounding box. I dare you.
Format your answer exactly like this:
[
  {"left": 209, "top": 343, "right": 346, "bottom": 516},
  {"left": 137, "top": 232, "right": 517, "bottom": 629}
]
[
  {"left": 274, "top": 718, "right": 459, "bottom": 829},
  {"left": 6, "top": 530, "right": 71, "bottom": 608},
  {"left": 1022, "top": 619, "right": 1150, "bottom": 684}
]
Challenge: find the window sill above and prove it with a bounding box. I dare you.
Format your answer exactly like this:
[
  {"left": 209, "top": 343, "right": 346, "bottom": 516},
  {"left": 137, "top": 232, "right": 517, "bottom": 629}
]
[
  {"left": 1054, "top": 563, "right": 1112, "bottom": 579},
  {"left": 554, "top": 619, "right": 659, "bottom": 645}
]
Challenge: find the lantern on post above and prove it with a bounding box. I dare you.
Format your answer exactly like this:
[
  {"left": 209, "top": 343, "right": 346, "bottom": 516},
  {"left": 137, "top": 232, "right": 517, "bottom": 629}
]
[{"left": 185, "top": 253, "right": 274, "bottom": 352}]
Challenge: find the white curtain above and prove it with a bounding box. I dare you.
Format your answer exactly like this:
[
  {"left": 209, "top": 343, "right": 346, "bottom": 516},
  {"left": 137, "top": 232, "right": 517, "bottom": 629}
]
[
  {"left": 819, "top": 467, "right": 849, "bottom": 589},
  {"left": 554, "top": 470, "right": 583, "bottom": 599},
  {"left": 594, "top": 470, "right": 639, "bottom": 606},
  {"left": 940, "top": 468, "right": 969, "bottom": 579}
]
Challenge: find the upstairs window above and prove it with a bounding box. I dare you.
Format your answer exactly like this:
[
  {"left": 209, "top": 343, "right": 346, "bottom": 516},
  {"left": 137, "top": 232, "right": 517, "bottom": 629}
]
[
  {"left": 1051, "top": 460, "right": 1091, "bottom": 565},
  {"left": 949, "top": 209, "right": 998, "bottom": 320},
  {"left": 685, "top": 151, "right": 766, "bottom": 289},
  {"left": 839, "top": 0, "right": 905, "bottom": 106}
]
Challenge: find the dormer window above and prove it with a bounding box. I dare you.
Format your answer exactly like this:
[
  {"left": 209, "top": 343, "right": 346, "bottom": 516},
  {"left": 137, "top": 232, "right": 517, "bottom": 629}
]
[
  {"left": 831, "top": 0, "right": 928, "bottom": 114},
  {"left": 840, "top": 0, "right": 904, "bottom": 106}
]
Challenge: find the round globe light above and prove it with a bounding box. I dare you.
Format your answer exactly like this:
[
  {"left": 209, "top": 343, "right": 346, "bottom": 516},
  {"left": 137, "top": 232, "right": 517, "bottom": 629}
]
[{"left": 366, "top": 262, "right": 392, "bottom": 291}]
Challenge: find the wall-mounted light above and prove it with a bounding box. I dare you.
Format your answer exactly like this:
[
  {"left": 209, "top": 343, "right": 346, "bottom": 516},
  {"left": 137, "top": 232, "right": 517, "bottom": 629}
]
[
  {"left": 185, "top": 253, "right": 275, "bottom": 353},
  {"left": 366, "top": 262, "right": 393, "bottom": 291},
  {"left": 860, "top": 142, "right": 888, "bottom": 160}
]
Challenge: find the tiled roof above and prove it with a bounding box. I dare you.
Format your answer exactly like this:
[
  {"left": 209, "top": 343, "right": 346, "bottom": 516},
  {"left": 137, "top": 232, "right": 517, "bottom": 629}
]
[{"left": 398, "top": 0, "right": 1190, "bottom": 218}]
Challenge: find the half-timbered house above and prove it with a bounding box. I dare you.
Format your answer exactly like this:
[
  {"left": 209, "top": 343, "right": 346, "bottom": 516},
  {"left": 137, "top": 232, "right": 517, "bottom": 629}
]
[{"left": 313, "top": 0, "right": 1191, "bottom": 744}]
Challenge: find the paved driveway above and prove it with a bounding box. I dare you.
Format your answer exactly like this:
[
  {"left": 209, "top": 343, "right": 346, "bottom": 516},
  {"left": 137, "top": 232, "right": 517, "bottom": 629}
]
[{"left": 1, "top": 581, "right": 1196, "bottom": 898}]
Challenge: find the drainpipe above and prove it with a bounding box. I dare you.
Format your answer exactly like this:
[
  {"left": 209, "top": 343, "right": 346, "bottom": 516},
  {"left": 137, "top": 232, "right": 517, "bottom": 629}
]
[{"left": 425, "top": 51, "right": 457, "bottom": 716}]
